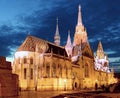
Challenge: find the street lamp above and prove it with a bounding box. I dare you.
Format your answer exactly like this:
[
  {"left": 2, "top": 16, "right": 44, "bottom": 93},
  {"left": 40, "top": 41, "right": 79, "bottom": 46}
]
[{"left": 64, "top": 79, "right": 66, "bottom": 91}]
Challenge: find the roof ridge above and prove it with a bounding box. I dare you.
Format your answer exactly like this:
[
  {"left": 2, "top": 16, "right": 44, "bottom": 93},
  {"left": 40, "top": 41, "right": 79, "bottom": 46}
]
[{"left": 29, "top": 35, "right": 64, "bottom": 49}]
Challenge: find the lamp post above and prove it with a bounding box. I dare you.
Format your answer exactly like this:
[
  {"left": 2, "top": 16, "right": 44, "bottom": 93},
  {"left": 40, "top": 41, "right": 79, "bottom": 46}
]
[{"left": 64, "top": 79, "right": 66, "bottom": 91}]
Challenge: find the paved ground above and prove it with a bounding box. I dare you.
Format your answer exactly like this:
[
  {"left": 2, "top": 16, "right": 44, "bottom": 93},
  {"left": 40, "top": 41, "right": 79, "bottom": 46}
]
[
  {"left": 4, "top": 90, "right": 120, "bottom": 98},
  {"left": 5, "top": 90, "right": 80, "bottom": 98}
]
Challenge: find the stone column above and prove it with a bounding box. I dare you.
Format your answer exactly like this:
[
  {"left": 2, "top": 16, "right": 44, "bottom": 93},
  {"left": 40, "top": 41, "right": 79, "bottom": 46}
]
[{"left": 27, "top": 60, "right": 30, "bottom": 89}]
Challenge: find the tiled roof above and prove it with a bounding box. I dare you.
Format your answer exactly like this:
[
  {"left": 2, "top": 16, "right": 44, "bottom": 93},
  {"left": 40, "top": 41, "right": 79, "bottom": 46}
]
[
  {"left": 17, "top": 35, "right": 49, "bottom": 52},
  {"left": 17, "top": 35, "right": 68, "bottom": 57}
]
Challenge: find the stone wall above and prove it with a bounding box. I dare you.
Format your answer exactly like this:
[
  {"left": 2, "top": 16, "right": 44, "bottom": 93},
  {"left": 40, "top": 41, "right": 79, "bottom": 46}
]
[{"left": 0, "top": 56, "right": 19, "bottom": 97}]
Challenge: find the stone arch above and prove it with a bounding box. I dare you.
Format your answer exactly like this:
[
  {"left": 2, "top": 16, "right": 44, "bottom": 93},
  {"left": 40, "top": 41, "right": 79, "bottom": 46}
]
[
  {"left": 46, "top": 62, "right": 50, "bottom": 78},
  {"left": 58, "top": 64, "right": 62, "bottom": 78},
  {"left": 52, "top": 63, "right": 56, "bottom": 77},
  {"left": 72, "top": 77, "right": 79, "bottom": 90},
  {"left": 30, "top": 57, "right": 33, "bottom": 64},
  {"left": 85, "top": 63, "right": 89, "bottom": 77},
  {"left": 23, "top": 56, "right": 27, "bottom": 64},
  {"left": 75, "top": 82, "right": 77, "bottom": 88}
]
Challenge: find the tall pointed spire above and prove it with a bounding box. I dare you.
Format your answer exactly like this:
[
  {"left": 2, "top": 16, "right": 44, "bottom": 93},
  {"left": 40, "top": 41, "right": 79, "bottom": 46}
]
[
  {"left": 65, "top": 30, "right": 73, "bottom": 57},
  {"left": 77, "top": 5, "right": 82, "bottom": 26},
  {"left": 55, "top": 18, "right": 59, "bottom": 36},
  {"left": 97, "top": 41, "right": 104, "bottom": 52},
  {"left": 54, "top": 17, "right": 60, "bottom": 46},
  {"left": 74, "top": 5, "right": 88, "bottom": 45},
  {"left": 96, "top": 41, "right": 104, "bottom": 59},
  {"left": 66, "top": 30, "right": 72, "bottom": 47}
]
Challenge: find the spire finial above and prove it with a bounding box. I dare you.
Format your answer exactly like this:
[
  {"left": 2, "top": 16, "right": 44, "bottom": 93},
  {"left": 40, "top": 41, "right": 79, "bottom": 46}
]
[
  {"left": 79, "top": 4, "right": 81, "bottom": 11},
  {"left": 56, "top": 17, "right": 58, "bottom": 24},
  {"left": 77, "top": 4, "right": 82, "bottom": 26},
  {"left": 68, "top": 30, "right": 70, "bottom": 35},
  {"left": 55, "top": 17, "right": 59, "bottom": 36}
]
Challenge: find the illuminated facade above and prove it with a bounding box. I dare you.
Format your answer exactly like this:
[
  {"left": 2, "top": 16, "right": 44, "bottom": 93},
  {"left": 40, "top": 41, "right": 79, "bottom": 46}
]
[
  {"left": 95, "top": 41, "right": 109, "bottom": 72},
  {"left": 13, "top": 5, "right": 116, "bottom": 91}
]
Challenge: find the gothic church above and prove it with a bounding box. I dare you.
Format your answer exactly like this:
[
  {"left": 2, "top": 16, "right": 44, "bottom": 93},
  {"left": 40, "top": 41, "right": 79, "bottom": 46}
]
[{"left": 13, "top": 5, "right": 116, "bottom": 91}]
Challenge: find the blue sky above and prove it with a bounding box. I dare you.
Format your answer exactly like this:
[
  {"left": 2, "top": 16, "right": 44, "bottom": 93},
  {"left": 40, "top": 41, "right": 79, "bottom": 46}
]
[{"left": 0, "top": 0, "right": 120, "bottom": 67}]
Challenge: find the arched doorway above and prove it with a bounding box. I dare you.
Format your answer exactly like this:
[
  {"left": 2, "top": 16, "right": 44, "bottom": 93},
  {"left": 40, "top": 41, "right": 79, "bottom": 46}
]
[{"left": 75, "top": 82, "right": 77, "bottom": 89}]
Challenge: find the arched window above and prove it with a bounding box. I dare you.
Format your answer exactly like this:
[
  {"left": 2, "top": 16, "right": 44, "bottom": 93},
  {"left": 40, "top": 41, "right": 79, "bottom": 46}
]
[
  {"left": 52, "top": 63, "right": 56, "bottom": 77},
  {"left": 59, "top": 64, "right": 62, "bottom": 78},
  {"left": 30, "top": 68, "right": 33, "bottom": 79},
  {"left": 30, "top": 57, "right": 33, "bottom": 64},
  {"left": 64, "top": 65, "right": 68, "bottom": 78},
  {"left": 85, "top": 64, "right": 89, "bottom": 77},
  {"left": 24, "top": 57, "right": 27, "bottom": 64},
  {"left": 24, "top": 68, "right": 27, "bottom": 79},
  {"left": 46, "top": 63, "right": 50, "bottom": 77}
]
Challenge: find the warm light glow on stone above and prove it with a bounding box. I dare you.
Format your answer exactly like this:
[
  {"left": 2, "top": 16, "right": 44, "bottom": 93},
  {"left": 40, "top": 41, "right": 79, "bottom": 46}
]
[
  {"left": 15, "top": 51, "right": 29, "bottom": 58},
  {"left": 64, "top": 79, "right": 66, "bottom": 83}
]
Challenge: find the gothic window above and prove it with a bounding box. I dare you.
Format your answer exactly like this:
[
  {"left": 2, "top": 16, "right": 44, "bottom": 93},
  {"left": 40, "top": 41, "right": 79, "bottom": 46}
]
[
  {"left": 46, "top": 63, "right": 50, "bottom": 77},
  {"left": 24, "top": 57, "right": 27, "bottom": 64},
  {"left": 24, "top": 68, "right": 27, "bottom": 79},
  {"left": 64, "top": 65, "right": 68, "bottom": 78},
  {"left": 59, "top": 65, "right": 62, "bottom": 78},
  {"left": 52, "top": 63, "right": 56, "bottom": 77},
  {"left": 66, "top": 66, "right": 68, "bottom": 78},
  {"left": 30, "top": 68, "right": 33, "bottom": 79},
  {"left": 30, "top": 57, "right": 33, "bottom": 64},
  {"left": 85, "top": 64, "right": 89, "bottom": 77}
]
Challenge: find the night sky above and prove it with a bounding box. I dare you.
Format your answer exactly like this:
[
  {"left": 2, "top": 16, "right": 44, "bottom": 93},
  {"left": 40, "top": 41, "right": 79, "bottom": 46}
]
[{"left": 0, "top": 0, "right": 120, "bottom": 68}]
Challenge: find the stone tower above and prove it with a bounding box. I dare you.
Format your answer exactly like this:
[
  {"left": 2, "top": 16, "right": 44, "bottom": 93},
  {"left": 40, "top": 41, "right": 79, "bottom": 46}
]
[
  {"left": 65, "top": 30, "right": 73, "bottom": 57},
  {"left": 74, "top": 5, "right": 88, "bottom": 45},
  {"left": 54, "top": 18, "right": 60, "bottom": 46},
  {"left": 96, "top": 41, "right": 105, "bottom": 59}
]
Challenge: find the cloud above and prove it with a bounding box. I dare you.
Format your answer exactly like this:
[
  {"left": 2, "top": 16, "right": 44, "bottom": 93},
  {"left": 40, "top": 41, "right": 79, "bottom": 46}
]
[{"left": 0, "top": 0, "right": 120, "bottom": 64}]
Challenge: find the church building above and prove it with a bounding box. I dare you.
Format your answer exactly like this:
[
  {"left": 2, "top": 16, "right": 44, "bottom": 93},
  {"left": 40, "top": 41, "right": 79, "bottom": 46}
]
[{"left": 13, "top": 5, "right": 116, "bottom": 91}]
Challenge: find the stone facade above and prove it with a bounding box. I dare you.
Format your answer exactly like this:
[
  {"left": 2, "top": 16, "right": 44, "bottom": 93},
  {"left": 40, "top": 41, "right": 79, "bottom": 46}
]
[
  {"left": 13, "top": 5, "right": 116, "bottom": 91},
  {"left": 0, "top": 56, "right": 19, "bottom": 97}
]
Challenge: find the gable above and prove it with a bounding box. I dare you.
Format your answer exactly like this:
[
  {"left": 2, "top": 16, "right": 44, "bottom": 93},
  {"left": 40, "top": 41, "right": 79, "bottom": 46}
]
[{"left": 82, "top": 43, "right": 94, "bottom": 58}]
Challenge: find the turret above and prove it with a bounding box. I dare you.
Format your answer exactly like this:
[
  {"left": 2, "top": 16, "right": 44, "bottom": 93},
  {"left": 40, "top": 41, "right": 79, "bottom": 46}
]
[
  {"left": 96, "top": 41, "right": 105, "bottom": 59},
  {"left": 65, "top": 30, "right": 73, "bottom": 57}
]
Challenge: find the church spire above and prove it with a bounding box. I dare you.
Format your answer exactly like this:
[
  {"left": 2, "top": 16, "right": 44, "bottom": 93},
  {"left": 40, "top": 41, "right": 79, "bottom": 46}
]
[
  {"left": 77, "top": 5, "right": 82, "bottom": 26},
  {"left": 66, "top": 30, "right": 72, "bottom": 47},
  {"left": 54, "top": 18, "right": 60, "bottom": 46},
  {"left": 96, "top": 41, "right": 104, "bottom": 59},
  {"left": 65, "top": 30, "right": 73, "bottom": 57},
  {"left": 74, "top": 5, "right": 88, "bottom": 45}
]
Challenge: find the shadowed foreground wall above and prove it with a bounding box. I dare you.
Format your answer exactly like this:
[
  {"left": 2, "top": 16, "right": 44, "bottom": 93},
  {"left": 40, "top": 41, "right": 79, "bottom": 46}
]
[{"left": 0, "top": 56, "right": 19, "bottom": 97}]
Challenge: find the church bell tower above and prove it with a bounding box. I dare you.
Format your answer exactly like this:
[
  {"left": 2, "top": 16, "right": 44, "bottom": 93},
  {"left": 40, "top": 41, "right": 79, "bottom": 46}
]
[{"left": 74, "top": 5, "right": 88, "bottom": 45}]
